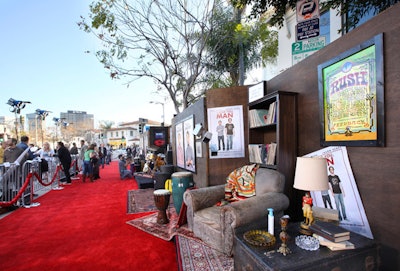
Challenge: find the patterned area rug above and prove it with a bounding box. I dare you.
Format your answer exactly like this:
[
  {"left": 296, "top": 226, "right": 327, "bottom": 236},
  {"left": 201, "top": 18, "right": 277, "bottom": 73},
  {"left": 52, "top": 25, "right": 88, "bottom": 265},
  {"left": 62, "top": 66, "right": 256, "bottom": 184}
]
[
  {"left": 127, "top": 188, "right": 174, "bottom": 214},
  {"left": 126, "top": 211, "right": 195, "bottom": 241},
  {"left": 176, "top": 235, "right": 234, "bottom": 271},
  {"left": 126, "top": 212, "right": 233, "bottom": 271}
]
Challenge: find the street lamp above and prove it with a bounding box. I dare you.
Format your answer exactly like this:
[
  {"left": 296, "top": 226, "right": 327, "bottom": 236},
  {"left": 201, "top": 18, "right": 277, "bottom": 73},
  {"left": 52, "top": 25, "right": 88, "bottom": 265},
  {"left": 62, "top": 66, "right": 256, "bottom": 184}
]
[
  {"left": 6, "top": 98, "right": 31, "bottom": 141},
  {"left": 149, "top": 101, "right": 165, "bottom": 126}
]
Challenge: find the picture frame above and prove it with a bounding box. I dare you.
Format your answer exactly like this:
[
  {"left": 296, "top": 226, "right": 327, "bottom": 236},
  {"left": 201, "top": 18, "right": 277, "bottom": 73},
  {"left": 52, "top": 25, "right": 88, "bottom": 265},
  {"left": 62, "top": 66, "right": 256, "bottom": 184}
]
[
  {"left": 318, "top": 33, "right": 385, "bottom": 147},
  {"left": 195, "top": 141, "right": 202, "bottom": 158}
]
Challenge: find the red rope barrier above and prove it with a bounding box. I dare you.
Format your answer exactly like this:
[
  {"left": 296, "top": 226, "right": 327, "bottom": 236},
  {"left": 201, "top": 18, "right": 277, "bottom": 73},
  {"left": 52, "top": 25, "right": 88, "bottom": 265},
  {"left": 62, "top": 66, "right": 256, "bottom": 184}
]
[{"left": 0, "top": 172, "right": 33, "bottom": 207}]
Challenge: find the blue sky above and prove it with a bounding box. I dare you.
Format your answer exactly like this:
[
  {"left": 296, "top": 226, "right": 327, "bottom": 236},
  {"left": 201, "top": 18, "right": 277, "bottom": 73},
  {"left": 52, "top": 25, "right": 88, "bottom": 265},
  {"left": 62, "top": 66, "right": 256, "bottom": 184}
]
[{"left": 0, "top": 0, "right": 172, "bottom": 127}]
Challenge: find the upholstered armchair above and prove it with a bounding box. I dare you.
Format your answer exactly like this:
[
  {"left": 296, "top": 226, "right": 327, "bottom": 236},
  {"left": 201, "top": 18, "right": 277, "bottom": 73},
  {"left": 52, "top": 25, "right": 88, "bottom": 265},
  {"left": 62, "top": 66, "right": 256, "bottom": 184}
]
[{"left": 183, "top": 168, "right": 290, "bottom": 256}]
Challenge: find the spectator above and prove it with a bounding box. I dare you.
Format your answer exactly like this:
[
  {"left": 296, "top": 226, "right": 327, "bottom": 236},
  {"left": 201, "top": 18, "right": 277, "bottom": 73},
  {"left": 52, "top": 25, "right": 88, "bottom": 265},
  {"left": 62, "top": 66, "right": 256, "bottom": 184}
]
[
  {"left": 35, "top": 142, "right": 54, "bottom": 181},
  {"left": 99, "top": 143, "right": 107, "bottom": 169},
  {"left": 3, "top": 138, "right": 25, "bottom": 164},
  {"left": 79, "top": 140, "right": 88, "bottom": 174},
  {"left": 17, "top": 135, "right": 34, "bottom": 160},
  {"left": 118, "top": 154, "right": 132, "bottom": 180},
  {"left": 56, "top": 141, "right": 72, "bottom": 185},
  {"left": 82, "top": 143, "right": 96, "bottom": 182},
  {"left": 70, "top": 142, "right": 78, "bottom": 155},
  {"left": 0, "top": 141, "right": 7, "bottom": 164}
]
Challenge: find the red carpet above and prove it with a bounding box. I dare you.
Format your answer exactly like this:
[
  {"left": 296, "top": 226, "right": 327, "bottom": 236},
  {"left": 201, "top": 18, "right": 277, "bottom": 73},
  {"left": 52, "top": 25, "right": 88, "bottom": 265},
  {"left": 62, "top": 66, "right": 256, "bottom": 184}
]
[{"left": 0, "top": 162, "right": 177, "bottom": 271}]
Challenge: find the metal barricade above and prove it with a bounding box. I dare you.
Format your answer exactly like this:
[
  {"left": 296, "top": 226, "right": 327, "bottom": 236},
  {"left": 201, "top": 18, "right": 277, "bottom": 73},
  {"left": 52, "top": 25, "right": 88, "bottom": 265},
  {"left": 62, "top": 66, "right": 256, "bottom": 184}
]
[
  {"left": 1, "top": 154, "right": 80, "bottom": 208},
  {"left": 0, "top": 163, "right": 21, "bottom": 204}
]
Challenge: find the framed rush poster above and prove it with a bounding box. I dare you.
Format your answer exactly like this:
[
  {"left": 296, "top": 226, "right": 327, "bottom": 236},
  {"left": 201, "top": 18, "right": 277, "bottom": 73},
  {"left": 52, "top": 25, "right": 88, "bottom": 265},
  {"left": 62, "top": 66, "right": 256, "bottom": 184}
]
[{"left": 318, "top": 33, "right": 385, "bottom": 147}]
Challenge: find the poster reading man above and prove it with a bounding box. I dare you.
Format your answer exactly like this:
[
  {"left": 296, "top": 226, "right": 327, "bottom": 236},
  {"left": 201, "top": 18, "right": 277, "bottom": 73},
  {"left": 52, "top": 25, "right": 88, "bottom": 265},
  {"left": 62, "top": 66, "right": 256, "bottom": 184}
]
[{"left": 207, "top": 105, "right": 244, "bottom": 159}]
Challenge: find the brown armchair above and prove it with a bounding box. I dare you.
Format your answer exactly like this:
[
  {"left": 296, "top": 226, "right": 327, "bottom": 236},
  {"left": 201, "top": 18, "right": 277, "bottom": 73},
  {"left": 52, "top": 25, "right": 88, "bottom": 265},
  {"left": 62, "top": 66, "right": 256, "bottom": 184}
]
[{"left": 183, "top": 168, "right": 290, "bottom": 256}]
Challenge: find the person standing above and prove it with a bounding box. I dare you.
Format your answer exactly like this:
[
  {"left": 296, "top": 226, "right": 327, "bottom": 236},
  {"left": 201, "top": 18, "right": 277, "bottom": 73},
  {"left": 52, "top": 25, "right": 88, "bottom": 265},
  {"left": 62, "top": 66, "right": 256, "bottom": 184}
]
[
  {"left": 56, "top": 141, "right": 72, "bottom": 185},
  {"left": 79, "top": 140, "right": 88, "bottom": 174},
  {"left": 35, "top": 142, "right": 54, "bottom": 181},
  {"left": 82, "top": 143, "right": 96, "bottom": 182},
  {"left": 16, "top": 135, "right": 34, "bottom": 160},
  {"left": 0, "top": 141, "right": 7, "bottom": 164},
  {"left": 3, "top": 138, "right": 25, "bottom": 164},
  {"left": 216, "top": 120, "right": 225, "bottom": 151},
  {"left": 225, "top": 118, "right": 235, "bottom": 150},
  {"left": 185, "top": 130, "right": 194, "bottom": 170},
  {"left": 70, "top": 142, "right": 78, "bottom": 155},
  {"left": 99, "top": 143, "right": 107, "bottom": 169},
  {"left": 328, "top": 166, "right": 347, "bottom": 221}
]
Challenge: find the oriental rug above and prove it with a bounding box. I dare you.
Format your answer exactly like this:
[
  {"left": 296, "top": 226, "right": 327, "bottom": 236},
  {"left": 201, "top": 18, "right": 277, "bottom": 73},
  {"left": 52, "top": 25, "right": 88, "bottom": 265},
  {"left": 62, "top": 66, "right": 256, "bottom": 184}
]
[
  {"left": 176, "top": 235, "right": 234, "bottom": 271},
  {"left": 127, "top": 188, "right": 173, "bottom": 214},
  {"left": 126, "top": 211, "right": 195, "bottom": 241}
]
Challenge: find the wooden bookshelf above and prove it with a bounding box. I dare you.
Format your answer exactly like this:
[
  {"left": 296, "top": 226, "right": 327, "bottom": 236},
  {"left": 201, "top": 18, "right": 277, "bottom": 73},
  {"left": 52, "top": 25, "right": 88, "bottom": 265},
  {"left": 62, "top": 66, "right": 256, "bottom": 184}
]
[{"left": 248, "top": 91, "right": 298, "bottom": 217}]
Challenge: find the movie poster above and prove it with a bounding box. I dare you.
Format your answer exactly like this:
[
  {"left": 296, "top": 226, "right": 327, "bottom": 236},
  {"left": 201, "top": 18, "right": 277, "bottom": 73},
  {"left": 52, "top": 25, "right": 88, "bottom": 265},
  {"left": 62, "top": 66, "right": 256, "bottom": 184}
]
[
  {"left": 175, "top": 122, "right": 185, "bottom": 169},
  {"left": 183, "top": 117, "right": 195, "bottom": 172},
  {"left": 305, "top": 146, "right": 373, "bottom": 239},
  {"left": 207, "top": 105, "right": 245, "bottom": 159}
]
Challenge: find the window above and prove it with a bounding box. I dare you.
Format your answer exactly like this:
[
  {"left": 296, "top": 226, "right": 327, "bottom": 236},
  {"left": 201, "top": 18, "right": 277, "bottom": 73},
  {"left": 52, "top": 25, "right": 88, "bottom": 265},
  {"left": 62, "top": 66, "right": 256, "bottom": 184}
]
[
  {"left": 130, "top": 131, "right": 133, "bottom": 136},
  {"left": 345, "top": 7, "right": 375, "bottom": 33},
  {"left": 320, "top": 10, "right": 330, "bottom": 44}
]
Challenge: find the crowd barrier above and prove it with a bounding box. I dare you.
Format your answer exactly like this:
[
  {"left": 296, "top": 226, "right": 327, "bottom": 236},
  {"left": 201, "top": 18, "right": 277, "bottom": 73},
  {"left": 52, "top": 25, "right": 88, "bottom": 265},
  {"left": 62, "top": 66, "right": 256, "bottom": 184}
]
[{"left": 0, "top": 155, "right": 79, "bottom": 209}]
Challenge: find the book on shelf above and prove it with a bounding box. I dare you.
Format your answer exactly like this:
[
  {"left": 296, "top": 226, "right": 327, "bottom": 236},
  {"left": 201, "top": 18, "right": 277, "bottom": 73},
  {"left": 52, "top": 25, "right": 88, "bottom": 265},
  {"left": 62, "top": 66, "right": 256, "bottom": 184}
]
[
  {"left": 266, "top": 142, "right": 276, "bottom": 165},
  {"left": 248, "top": 144, "right": 263, "bottom": 164},
  {"left": 248, "top": 102, "right": 277, "bottom": 128},
  {"left": 266, "top": 101, "right": 277, "bottom": 124},
  {"left": 248, "top": 143, "right": 276, "bottom": 165},
  {"left": 310, "top": 220, "right": 350, "bottom": 237},
  {"left": 313, "top": 234, "right": 355, "bottom": 250},
  {"left": 249, "top": 109, "right": 269, "bottom": 128}
]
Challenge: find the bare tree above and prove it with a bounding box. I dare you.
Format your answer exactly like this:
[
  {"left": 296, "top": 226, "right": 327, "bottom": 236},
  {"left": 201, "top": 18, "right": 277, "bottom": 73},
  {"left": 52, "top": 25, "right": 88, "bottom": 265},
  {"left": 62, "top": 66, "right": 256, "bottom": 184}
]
[{"left": 79, "top": 0, "right": 217, "bottom": 113}]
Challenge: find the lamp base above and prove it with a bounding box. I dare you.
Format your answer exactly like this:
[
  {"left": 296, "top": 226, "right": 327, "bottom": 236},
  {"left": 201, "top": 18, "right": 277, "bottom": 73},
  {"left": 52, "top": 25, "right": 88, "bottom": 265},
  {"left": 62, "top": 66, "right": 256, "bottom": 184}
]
[{"left": 299, "top": 222, "right": 313, "bottom": 236}]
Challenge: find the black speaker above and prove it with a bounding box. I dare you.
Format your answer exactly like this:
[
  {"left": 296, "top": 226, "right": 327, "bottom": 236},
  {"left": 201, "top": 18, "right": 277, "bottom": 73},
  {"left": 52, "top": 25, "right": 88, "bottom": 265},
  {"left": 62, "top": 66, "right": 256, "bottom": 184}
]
[{"left": 166, "top": 150, "right": 173, "bottom": 164}]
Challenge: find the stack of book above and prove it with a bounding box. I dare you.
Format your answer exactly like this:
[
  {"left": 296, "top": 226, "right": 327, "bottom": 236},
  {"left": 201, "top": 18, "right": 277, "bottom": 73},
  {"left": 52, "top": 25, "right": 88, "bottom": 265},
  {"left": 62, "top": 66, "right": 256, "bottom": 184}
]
[{"left": 310, "top": 221, "right": 354, "bottom": 251}]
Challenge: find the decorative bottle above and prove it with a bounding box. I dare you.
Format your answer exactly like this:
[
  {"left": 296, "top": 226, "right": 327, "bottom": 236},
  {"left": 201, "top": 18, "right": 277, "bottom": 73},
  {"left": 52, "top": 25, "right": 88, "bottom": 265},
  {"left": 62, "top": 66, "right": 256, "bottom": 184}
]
[{"left": 268, "top": 208, "right": 274, "bottom": 235}]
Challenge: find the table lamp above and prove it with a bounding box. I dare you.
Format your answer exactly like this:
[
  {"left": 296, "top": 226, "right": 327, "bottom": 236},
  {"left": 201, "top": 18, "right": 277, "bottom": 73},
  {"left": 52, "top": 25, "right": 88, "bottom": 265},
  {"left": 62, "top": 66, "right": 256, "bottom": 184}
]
[{"left": 293, "top": 157, "right": 329, "bottom": 235}]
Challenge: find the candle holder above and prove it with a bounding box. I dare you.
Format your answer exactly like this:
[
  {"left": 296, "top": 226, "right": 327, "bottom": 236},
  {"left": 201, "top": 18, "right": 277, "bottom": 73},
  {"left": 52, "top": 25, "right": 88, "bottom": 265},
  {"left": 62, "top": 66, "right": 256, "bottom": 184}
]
[{"left": 277, "top": 215, "right": 291, "bottom": 256}]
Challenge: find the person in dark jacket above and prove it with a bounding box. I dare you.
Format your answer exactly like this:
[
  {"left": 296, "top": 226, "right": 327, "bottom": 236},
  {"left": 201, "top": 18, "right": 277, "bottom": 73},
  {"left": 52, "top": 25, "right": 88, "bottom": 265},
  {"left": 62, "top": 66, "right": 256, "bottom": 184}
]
[{"left": 56, "top": 141, "right": 72, "bottom": 185}]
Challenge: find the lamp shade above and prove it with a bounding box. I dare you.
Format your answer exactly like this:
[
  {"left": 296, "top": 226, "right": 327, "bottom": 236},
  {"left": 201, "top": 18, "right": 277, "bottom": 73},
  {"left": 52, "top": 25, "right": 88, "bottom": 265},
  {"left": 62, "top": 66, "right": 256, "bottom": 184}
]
[{"left": 293, "top": 157, "right": 329, "bottom": 191}]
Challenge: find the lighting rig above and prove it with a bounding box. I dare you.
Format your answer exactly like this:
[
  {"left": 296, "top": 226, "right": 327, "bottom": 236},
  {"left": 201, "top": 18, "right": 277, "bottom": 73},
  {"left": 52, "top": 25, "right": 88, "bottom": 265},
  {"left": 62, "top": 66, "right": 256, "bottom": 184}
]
[
  {"left": 7, "top": 98, "right": 31, "bottom": 114},
  {"left": 6, "top": 98, "right": 31, "bottom": 141}
]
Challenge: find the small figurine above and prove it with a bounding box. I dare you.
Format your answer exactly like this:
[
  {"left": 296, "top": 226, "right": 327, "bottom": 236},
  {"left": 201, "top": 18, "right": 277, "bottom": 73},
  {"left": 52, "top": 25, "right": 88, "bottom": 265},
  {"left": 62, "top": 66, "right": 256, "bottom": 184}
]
[{"left": 302, "top": 192, "right": 314, "bottom": 226}]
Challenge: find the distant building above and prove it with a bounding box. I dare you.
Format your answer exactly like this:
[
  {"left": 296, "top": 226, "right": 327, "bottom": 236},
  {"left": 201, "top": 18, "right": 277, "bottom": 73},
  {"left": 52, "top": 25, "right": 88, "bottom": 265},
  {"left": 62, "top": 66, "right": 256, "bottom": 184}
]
[{"left": 60, "top": 110, "right": 94, "bottom": 132}]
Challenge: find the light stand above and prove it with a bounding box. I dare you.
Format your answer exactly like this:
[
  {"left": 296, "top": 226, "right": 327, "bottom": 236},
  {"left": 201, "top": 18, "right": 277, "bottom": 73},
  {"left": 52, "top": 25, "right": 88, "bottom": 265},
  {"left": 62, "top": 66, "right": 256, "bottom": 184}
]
[{"left": 6, "top": 98, "right": 31, "bottom": 141}]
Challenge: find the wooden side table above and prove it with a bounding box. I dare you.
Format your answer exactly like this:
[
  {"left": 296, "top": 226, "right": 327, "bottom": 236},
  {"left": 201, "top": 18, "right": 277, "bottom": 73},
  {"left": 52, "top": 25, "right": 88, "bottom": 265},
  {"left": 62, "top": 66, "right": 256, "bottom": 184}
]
[{"left": 234, "top": 222, "right": 379, "bottom": 271}]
